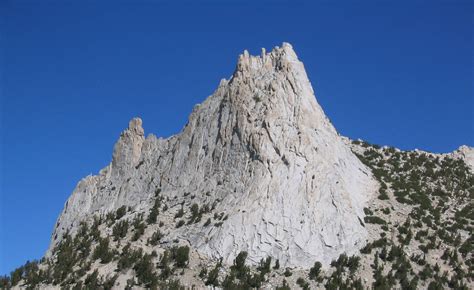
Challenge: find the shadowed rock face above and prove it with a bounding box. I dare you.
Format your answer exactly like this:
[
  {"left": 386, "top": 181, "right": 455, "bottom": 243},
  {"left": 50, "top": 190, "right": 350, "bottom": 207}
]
[{"left": 49, "top": 43, "right": 379, "bottom": 267}]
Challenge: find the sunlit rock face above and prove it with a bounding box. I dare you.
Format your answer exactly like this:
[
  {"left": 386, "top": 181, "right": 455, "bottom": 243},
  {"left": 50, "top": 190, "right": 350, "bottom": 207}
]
[
  {"left": 49, "top": 43, "right": 379, "bottom": 267},
  {"left": 452, "top": 145, "right": 474, "bottom": 172}
]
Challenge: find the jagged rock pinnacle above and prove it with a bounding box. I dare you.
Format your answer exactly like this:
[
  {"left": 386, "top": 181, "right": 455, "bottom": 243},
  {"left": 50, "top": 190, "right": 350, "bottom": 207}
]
[
  {"left": 128, "top": 117, "right": 144, "bottom": 136},
  {"left": 23, "top": 43, "right": 472, "bottom": 290},
  {"left": 235, "top": 42, "right": 299, "bottom": 76},
  {"left": 111, "top": 117, "right": 145, "bottom": 176},
  {"left": 49, "top": 43, "right": 378, "bottom": 268}
]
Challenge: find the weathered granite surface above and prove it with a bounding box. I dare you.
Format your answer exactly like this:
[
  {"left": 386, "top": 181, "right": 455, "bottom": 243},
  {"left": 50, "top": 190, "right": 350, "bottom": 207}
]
[{"left": 49, "top": 43, "right": 381, "bottom": 267}]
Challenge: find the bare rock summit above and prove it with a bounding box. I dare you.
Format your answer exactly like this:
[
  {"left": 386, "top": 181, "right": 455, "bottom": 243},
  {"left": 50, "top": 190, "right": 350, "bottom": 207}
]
[{"left": 49, "top": 43, "right": 379, "bottom": 267}]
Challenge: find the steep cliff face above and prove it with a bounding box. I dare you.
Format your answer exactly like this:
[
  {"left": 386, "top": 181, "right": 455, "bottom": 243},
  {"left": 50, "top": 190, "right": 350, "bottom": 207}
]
[{"left": 49, "top": 43, "right": 378, "bottom": 267}]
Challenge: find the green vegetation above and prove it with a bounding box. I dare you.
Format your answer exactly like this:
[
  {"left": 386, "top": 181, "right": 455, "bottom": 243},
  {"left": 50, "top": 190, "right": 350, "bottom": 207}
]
[
  {"left": 219, "top": 252, "right": 274, "bottom": 289},
  {"left": 115, "top": 206, "right": 127, "bottom": 220},
  {"left": 174, "top": 246, "right": 190, "bottom": 268},
  {"left": 8, "top": 140, "right": 473, "bottom": 289},
  {"left": 276, "top": 279, "right": 291, "bottom": 290},
  {"left": 352, "top": 140, "right": 474, "bottom": 289},
  {"left": 296, "top": 277, "right": 310, "bottom": 290},
  {"left": 147, "top": 199, "right": 160, "bottom": 224},
  {"left": 205, "top": 261, "right": 221, "bottom": 287},
  {"left": 112, "top": 220, "right": 129, "bottom": 241},
  {"left": 131, "top": 214, "right": 146, "bottom": 241},
  {"left": 309, "top": 261, "right": 322, "bottom": 281},
  {"left": 364, "top": 215, "right": 387, "bottom": 225},
  {"left": 117, "top": 243, "right": 143, "bottom": 271},
  {"left": 147, "top": 230, "right": 164, "bottom": 246},
  {"left": 93, "top": 237, "right": 114, "bottom": 263},
  {"left": 134, "top": 254, "right": 158, "bottom": 287}
]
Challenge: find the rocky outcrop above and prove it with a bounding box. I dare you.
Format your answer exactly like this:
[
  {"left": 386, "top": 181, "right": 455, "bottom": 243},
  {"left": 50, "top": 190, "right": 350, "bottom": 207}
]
[
  {"left": 452, "top": 145, "right": 474, "bottom": 171},
  {"left": 49, "top": 118, "right": 147, "bottom": 248},
  {"left": 49, "top": 43, "right": 378, "bottom": 267},
  {"left": 111, "top": 118, "right": 145, "bottom": 176}
]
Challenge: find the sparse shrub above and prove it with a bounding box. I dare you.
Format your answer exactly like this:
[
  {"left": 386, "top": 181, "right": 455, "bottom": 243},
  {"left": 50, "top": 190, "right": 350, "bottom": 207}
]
[
  {"left": 147, "top": 199, "right": 160, "bottom": 224},
  {"left": 134, "top": 254, "right": 157, "bottom": 287},
  {"left": 93, "top": 237, "right": 113, "bottom": 263},
  {"left": 158, "top": 250, "right": 172, "bottom": 280},
  {"left": 232, "top": 251, "right": 248, "bottom": 275},
  {"left": 112, "top": 220, "right": 129, "bottom": 241},
  {"left": 175, "top": 207, "right": 185, "bottom": 219},
  {"left": 199, "top": 267, "right": 207, "bottom": 279},
  {"left": 296, "top": 277, "right": 310, "bottom": 290},
  {"left": 309, "top": 261, "right": 322, "bottom": 280},
  {"left": 206, "top": 262, "right": 221, "bottom": 286},
  {"left": 147, "top": 230, "right": 164, "bottom": 246},
  {"left": 189, "top": 203, "right": 200, "bottom": 223},
  {"left": 175, "top": 246, "right": 190, "bottom": 268},
  {"left": 347, "top": 256, "right": 360, "bottom": 275},
  {"left": 103, "top": 274, "right": 118, "bottom": 289},
  {"left": 257, "top": 256, "right": 272, "bottom": 277},
  {"left": 276, "top": 279, "right": 291, "bottom": 290},
  {"left": 10, "top": 266, "right": 24, "bottom": 286},
  {"left": 84, "top": 269, "right": 100, "bottom": 288},
  {"left": 117, "top": 243, "right": 143, "bottom": 271},
  {"left": 378, "top": 188, "right": 389, "bottom": 200},
  {"left": 274, "top": 259, "right": 280, "bottom": 270},
  {"left": 364, "top": 216, "right": 386, "bottom": 225},
  {"left": 132, "top": 215, "right": 146, "bottom": 241},
  {"left": 176, "top": 220, "right": 185, "bottom": 228},
  {"left": 116, "top": 206, "right": 127, "bottom": 220}
]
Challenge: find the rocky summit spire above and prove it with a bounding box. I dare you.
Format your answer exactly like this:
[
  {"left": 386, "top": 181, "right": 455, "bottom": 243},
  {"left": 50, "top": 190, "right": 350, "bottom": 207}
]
[
  {"left": 111, "top": 117, "right": 145, "bottom": 176},
  {"left": 49, "top": 43, "right": 378, "bottom": 267},
  {"left": 172, "top": 43, "right": 378, "bottom": 266},
  {"left": 234, "top": 43, "right": 299, "bottom": 74}
]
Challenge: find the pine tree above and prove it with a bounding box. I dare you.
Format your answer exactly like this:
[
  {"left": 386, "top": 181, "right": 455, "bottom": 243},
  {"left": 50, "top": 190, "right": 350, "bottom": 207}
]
[{"left": 309, "top": 261, "right": 322, "bottom": 280}]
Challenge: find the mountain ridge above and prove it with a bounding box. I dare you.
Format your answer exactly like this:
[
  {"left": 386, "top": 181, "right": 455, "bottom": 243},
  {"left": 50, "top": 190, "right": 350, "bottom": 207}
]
[
  {"left": 49, "top": 43, "right": 378, "bottom": 268},
  {"left": 5, "top": 43, "right": 471, "bottom": 290}
]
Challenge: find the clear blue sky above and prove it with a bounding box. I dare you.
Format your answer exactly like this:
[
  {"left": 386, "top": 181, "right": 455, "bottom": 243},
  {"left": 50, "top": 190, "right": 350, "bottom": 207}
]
[{"left": 1, "top": 0, "right": 472, "bottom": 275}]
